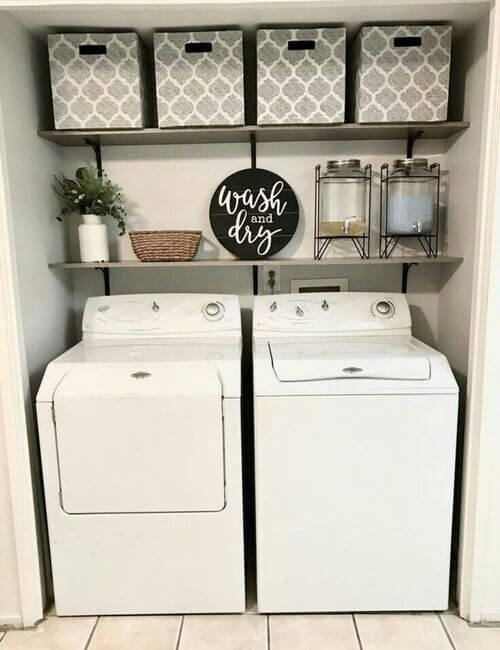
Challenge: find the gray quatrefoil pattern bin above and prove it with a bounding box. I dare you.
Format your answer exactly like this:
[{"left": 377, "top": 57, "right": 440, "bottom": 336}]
[
  {"left": 354, "top": 25, "right": 452, "bottom": 123},
  {"left": 48, "top": 33, "right": 146, "bottom": 129},
  {"left": 154, "top": 31, "right": 245, "bottom": 127},
  {"left": 257, "top": 28, "right": 346, "bottom": 125}
]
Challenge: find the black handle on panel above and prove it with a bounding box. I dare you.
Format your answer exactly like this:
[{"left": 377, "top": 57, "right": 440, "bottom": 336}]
[
  {"left": 287, "top": 40, "right": 316, "bottom": 51},
  {"left": 393, "top": 36, "right": 422, "bottom": 48},
  {"left": 185, "top": 42, "right": 212, "bottom": 53},
  {"left": 79, "top": 44, "right": 107, "bottom": 56}
]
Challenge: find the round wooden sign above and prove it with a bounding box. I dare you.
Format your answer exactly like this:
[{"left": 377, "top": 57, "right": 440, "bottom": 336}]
[{"left": 209, "top": 168, "right": 299, "bottom": 259}]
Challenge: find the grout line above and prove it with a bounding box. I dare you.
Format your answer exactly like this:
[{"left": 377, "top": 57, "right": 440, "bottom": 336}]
[
  {"left": 84, "top": 617, "right": 100, "bottom": 650},
  {"left": 175, "top": 615, "right": 185, "bottom": 650},
  {"left": 352, "top": 614, "right": 363, "bottom": 650},
  {"left": 438, "top": 613, "right": 457, "bottom": 650},
  {"left": 266, "top": 615, "right": 271, "bottom": 650}
]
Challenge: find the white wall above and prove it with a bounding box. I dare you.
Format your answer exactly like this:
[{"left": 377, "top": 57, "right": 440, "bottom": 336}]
[
  {"left": 63, "top": 138, "right": 445, "bottom": 345},
  {"left": 0, "top": 14, "right": 76, "bottom": 389},
  {"left": 0, "top": 393, "right": 22, "bottom": 626},
  {"left": 0, "top": 2, "right": 488, "bottom": 623},
  {"left": 476, "top": 142, "right": 500, "bottom": 620},
  {"left": 457, "top": 2, "right": 500, "bottom": 622},
  {"left": 0, "top": 11, "right": 78, "bottom": 621},
  {"left": 433, "top": 14, "right": 489, "bottom": 610},
  {"left": 439, "top": 14, "right": 489, "bottom": 377}
]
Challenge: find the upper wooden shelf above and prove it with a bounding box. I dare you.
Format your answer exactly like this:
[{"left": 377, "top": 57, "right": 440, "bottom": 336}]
[
  {"left": 38, "top": 122, "right": 470, "bottom": 147},
  {"left": 49, "top": 256, "right": 463, "bottom": 269}
]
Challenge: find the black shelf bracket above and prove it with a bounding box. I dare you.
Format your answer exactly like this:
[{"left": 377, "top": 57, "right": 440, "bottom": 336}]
[
  {"left": 95, "top": 267, "right": 111, "bottom": 296},
  {"left": 88, "top": 140, "right": 106, "bottom": 295},
  {"left": 250, "top": 133, "right": 259, "bottom": 295},
  {"left": 85, "top": 138, "right": 103, "bottom": 176},
  {"left": 252, "top": 265, "right": 259, "bottom": 296},
  {"left": 406, "top": 130, "right": 424, "bottom": 159},
  {"left": 250, "top": 132, "right": 257, "bottom": 169},
  {"left": 401, "top": 262, "right": 418, "bottom": 293}
]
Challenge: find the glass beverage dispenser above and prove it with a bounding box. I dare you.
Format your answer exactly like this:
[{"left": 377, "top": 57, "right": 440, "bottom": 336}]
[
  {"left": 380, "top": 159, "right": 441, "bottom": 258},
  {"left": 387, "top": 159, "right": 435, "bottom": 234},
  {"left": 314, "top": 160, "right": 372, "bottom": 259}
]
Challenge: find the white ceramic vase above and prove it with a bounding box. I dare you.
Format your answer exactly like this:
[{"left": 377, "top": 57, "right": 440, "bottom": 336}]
[{"left": 78, "top": 214, "right": 110, "bottom": 262}]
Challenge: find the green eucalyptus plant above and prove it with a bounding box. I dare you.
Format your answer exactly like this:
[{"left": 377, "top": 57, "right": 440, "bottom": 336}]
[{"left": 53, "top": 164, "right": 127, "bottom": 235}]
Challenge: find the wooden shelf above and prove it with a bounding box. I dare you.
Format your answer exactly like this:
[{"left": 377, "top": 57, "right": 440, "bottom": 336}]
[
  {"left": 38, "top": 122, "right": 470, "bottom": 147},
  {"left": 49, "top": 256, "right": 463, "bottom": 270}
]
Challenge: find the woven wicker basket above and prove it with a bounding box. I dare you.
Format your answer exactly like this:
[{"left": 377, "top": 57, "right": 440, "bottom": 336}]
[{"left": 129, "top": 230, "right": 202, "bottom": 262}]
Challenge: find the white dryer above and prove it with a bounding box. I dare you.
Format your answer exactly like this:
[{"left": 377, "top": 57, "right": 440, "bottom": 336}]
[
  {"left": 253, "top": 292, "right": 458, "bottom": 613},
  {"left": 37, "top": 294, "right": 245, "bottom": 615}
]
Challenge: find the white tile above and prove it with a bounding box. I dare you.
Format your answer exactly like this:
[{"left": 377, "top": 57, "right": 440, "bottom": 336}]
[
  {"left": 1, "top": 616, "right": 96, "bottom": 650},
  {"left": 88, "top": 616, "right": 182, "bottom": 650},
  {"left": 179, "top": 614, "right": 267, "bottom": 650},
  {"left": 355, "top": 613, "right": 452, "bottom": 650},
  {"left": 441, "top": 612, "right": 500, "bottom": 650},
  {"left": 270, "top": 614, "right": 359, "bottom": 650}
]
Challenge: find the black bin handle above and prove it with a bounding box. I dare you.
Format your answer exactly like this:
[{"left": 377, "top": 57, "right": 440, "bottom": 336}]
[
  {"left": 287, "top": 40, "right": 316, "bottom": 51},
  {"left": 79, "top": 44, "right": 107, "bottom": 56},
  {"left": 185, "top": 42, "right": 212, "bottom": 54},
  {"left": 393, "top": 36, "right": 422, "bottom": 48}
]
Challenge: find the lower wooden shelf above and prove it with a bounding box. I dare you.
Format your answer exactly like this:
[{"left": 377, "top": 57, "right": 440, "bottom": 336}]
[
  {"left": 49, "top": 256, "right": 462, "bottom": 296},
  {"left": 48, "top": 256, "right": 463, "bottom": 269}
]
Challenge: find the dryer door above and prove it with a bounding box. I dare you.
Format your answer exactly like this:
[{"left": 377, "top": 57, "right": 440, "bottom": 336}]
[{"left": 53, "top": 365, "right": 225, "bottom": 514}]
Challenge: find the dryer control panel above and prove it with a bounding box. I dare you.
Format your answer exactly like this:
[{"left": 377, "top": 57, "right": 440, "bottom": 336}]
[
  {"left": 254, "top": 292, "right": 412, "bottom": 336},
  {"left": 83, "top": 294, "right": 241, "bottom": 338}
]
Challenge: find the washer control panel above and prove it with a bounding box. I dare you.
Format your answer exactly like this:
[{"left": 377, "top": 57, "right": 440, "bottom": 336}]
[
  {"left": 83, "top": 294, "right": 240, "bottom": 338},
  {"left": 254, "top": 292, "right": 411, "bottom": 335},
  {"left": 266, "top": 298, "right": 332, "bottom": 321}
]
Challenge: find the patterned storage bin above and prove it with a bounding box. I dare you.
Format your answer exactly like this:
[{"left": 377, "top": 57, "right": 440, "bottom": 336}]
[
  {"left": 48, "top": 33, "right": 146, "bottom": 130},
  {"left": 154, "top": 31, "right": 245, "bottom": 127},
  {"left": 354, "top": 25, "right": 452, "bottom": 123},
  {"left": 257, "top": 28, "right": 346, "bottom": 125}
]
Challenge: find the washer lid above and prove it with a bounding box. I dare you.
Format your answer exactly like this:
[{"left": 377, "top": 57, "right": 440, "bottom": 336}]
[{"left": 269, "top": 339, "right": 431, "bottom": 381}]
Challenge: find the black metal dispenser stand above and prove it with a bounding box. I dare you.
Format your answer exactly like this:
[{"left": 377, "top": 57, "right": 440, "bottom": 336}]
[{"left": 314, "top": 163, "right": 372, "bottom": 260}]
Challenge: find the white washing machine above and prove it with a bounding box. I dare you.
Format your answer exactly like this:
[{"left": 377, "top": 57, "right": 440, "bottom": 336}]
[
  {"left": 37, "top": 294, "right": 245, "bottom": 615},
  {"left": 253, "top": 292, "right": 458, "bottom": 613}
]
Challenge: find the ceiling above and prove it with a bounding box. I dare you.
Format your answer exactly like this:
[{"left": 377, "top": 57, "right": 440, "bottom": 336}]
[{"left": 3, "top": 0, "right": 490, "bottom": 41}]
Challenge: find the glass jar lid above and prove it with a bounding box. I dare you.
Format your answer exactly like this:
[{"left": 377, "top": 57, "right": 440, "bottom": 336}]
[
  {"left": 392, "top": 158, "right": 429, "bottom": 171},
  {"left": 326, "top": 159, "right": 361, "bottom": 171}
]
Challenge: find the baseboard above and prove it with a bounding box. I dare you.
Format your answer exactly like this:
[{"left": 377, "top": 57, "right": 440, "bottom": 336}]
[
  {"left": 0, "top": 614, "right": 23, "bottom": 629},
  {"left": 478, "top": 609, "right": 500, "bottom": 625}
]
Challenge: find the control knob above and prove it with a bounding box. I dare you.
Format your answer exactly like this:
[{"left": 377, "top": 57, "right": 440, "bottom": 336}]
[
  {"left": 203, "top": 301, "right": 224, "bottom": 320},
  {"left": 372, "top": 300, "right": 395, "bottom": 318}
]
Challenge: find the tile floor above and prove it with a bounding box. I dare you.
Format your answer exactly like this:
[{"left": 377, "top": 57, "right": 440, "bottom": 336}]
[{"left": 1, "top": 609, "right": 500, "bottom": 649}]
